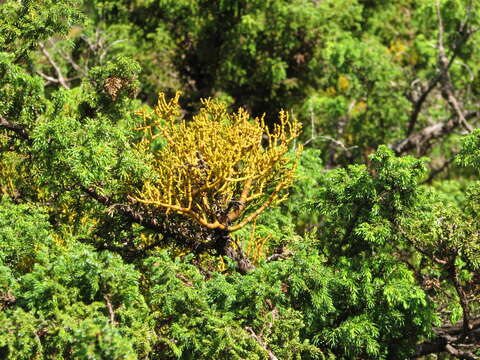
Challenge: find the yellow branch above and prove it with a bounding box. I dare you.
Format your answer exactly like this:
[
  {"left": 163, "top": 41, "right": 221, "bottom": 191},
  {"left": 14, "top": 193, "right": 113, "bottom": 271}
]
[
  {"left": 131, "top": 92, "right": 302, "bottom": 236},
  {"left": 228, "top": 180, "right": 288, "bottom": 232}
]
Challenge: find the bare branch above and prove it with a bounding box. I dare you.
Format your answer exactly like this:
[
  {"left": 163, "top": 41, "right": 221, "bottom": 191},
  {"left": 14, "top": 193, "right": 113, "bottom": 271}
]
[
  {"left": 391, "top": 111, "right": 479, "bottom": 155},
  {"left": 445, "top": 344, "right": 479, "bottom": 360},
  {"left": 415, "top": 317, "right": 480, "bottom": 359},
  {"left": 58, "top": 47, "right": 87, "bottom": 75},
  {"left": 422, "top": 153, "right": 457, "bottom": 184},
  {"left": 82, "top": 186, "right": 165, "bottom": 233},
  {"left": 406, "top": 0, "right": 475, "bottom": 136},
  {"left": 407, "top": 77, "right": 443, "bottom": 136},
  {"left": 35, "top": 70, "right": 61, "bottom": 84},
  {"left": 245, "top": 327, "right": 279, "bottom": 360},
  {"left": 0, "top": 115, "right": 30, "bottom": 141},
  {"left": 305, "top": 135, "right": 357, "bottom": 153},
  {"left": 266, "top": 250, "right": 293, "bottom": 262},
  {"left": 394, "top": 222, "right": 448, "bottom": 265},
  {"left": 82, "top": 186, "right": 255, "bottom": 273},
  {"left": 436, "top": 0, "right": 473, "bottom": 133},
  {"left": 450, "top": 255, "right": 472, "bottom": 334},
  {"left": 39, "top": 42, "right": 70, "bottom": 89},
  {"left": 104, "top": 295, "right": 118, "bottom": 326}
]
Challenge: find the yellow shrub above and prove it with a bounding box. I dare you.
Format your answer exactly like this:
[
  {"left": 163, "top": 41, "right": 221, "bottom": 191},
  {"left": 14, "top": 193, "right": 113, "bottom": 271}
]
[{"left": 132, "top": 92, "right": 302, "bottom": 232}]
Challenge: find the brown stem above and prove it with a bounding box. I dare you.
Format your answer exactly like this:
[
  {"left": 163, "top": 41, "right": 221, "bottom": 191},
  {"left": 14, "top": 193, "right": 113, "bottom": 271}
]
[
  {"left": 391, "top": 111, "right": 478, "bottom": 155},
  {"left": 407, "top": 78, "right": 442, "bottom": 136},
  {"left": 394, "top": 222, "right": 448, "bottom": 265},
  {"left": 414, "top": 317, "right": 480, "bottom": 359},
  {"left": 399, "top": 0, "right": 475, "bottom": 151},
  {"left": 214, "top": 228, "right": 255, "bottom": 274},
  {"left": 39, "top": 42, "right": 70, "bottom": 89},
  {"left": 422, "top": 153, "right": 457, "bottom": 185},
  {"left": 83, "top": 186, "right": 256, "bottom": 273},
  {"left": 0, "top": 115, "right": 31, "bottom": 142},
  {"left": 245, "top": 326, "right": 279, "bottom": 360},
  {"left": 436, "top": 0, "right": 473, "bottom": 135},
  {"left": 104, "top": 295, "right": 118, "bottom": 326},
  {"left": 450, "top": 256, "right": 471, "bottom": 334}
]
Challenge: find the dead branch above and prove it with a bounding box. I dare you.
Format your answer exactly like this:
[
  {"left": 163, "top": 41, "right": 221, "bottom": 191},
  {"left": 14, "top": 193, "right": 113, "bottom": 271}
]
[
  {"left": 104, "top": 295, "right": 118, "bottom": 326},
  {"left": 401, "top": 0, "right": 475, "bottom": 145},
  {"left": 83, "top": 186, "right": 255, "bottom": 273},
  {"left": 245, "top": 326, "right": 279, "bottom": 360},
  {"left": 421, "top": 152, "right": 457, "bottom": 184},
  {"left": 445, "top": 344, "right": 479, "bottom": 360},
  {"left": 436, "top": 0, "right": 473, "bottom": 134},
  {"left": 391, "top": 111, "right": 478, "bottom": 155},
  {"left": 415, "top": 317, "right": 480, "bottom": 359},
  {"left": 266, "top": 249, "right": 293, "bottom": 262},
  {"left": 39, "top": 42, "right": 70, "bottom": 89},
  {"left": 0, "top": 115, "right": 31, "bottom": 141},
  {"left": 450, "top": 255, "right": 472, "bottom": 334},
  {"left": 395, "top": 223, "right": 448, "bottom": 266},
  {"left": 58, "top": 47, "right": 87, "bottom": 75}
]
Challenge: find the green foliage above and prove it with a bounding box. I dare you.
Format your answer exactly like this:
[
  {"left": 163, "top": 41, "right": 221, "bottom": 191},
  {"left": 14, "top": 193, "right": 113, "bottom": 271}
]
[
  {"left": 0, "top": 197, "right": 153, "bottom": 359},
  {"left": 0, "top": 53, "right": 46, "bottom": 128},
  {"left": 0, "top": 194, "right": 435, "bottom": 359},
  {"left": 0, "top": 0, "right": 83, "bottom": 59},
  {"left": 458, "top": 129, "right": 480, "bottom": 170},
  {"left": 315, "top": 146, "right": 427, "bottom": 258},
  {"left": 2, "top": 0, "right": 480, "bottom": 358}
]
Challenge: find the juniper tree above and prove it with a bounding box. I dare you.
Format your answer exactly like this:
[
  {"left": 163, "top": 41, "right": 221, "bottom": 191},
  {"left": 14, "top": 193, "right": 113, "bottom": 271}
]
[{"left": 1, "top": 0, "right": 480, "bottom": 359}]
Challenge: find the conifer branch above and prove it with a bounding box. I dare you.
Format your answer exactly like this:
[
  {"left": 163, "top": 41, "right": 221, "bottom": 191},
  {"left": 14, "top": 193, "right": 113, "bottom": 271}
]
[
  {"left": 245, "top": 327, "right": 279, "bottom": 360},
  {"left": 0, "top": 115, "right": 30, "bottom": 141}
]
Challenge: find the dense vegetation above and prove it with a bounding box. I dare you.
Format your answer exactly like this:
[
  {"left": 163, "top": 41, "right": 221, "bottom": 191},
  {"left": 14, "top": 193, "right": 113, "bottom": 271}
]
[{"left": 1, "top": 0, "right": 480, "bottom": 359}]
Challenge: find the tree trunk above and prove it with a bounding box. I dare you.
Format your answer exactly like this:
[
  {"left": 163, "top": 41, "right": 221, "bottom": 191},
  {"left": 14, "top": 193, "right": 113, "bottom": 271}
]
[{"left": 213, "top": 228, "right": 255, "bottom": 274}]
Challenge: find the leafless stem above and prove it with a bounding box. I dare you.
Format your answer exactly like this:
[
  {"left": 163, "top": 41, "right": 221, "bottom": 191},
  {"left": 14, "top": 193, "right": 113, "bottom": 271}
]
[
  {"left": 415, "top": 313, "right": 480, "bottom": 358},
  {"left": 391, "top": 111, "right": 479, "bottom": 155},
  {"left": 444, "top": 344, "right": 479, "bottom": 360},
  {"left": 450, "top": 256, "right": 471, "bottom": 334},
  {"left": 104, "top": 295, "right": 118, "bottom": 326},
  {"left": 407, "top": 78, "right": 442, "bottom": 136},
  {"left": 266, "top": 250, "right": 293, "bottom": 262},
  {"left": 436, "top": 0, "right": 473, "bottom": 133},
  {"left": 394, "top": 222, "right": 448, "bottom": 266},
  {"left": 245, "top": 327, "right": 278, "bottom": 360},
  {"left": 0, "top": 115, "right": 30, "bottom": 141},
  {"left": 58, "top": 47, "right": 87, "bottom": 75},
  {"left": 39, "top": 42, "right": 70, "bottom": 89},
  {"left": 422, "top": 152, "right": 457, "bottom": 184},
  {"left": 405, "top": 0, "right": 474, "bottom": 137}
]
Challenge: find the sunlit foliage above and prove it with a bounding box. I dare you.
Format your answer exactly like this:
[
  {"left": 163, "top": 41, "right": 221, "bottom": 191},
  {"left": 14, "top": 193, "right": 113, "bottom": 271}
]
[
  {"left": 133, "top": 92, "right": 301, "bottom": 231},
  {"left": 1, "top": 0, "right": 480, "bottom": 359}
]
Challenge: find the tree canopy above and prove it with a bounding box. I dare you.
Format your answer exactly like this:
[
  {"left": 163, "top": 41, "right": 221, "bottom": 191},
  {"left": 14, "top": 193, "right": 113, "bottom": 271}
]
[{"left": 1, "top": 0, "right": 480, "bottom": 359}]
